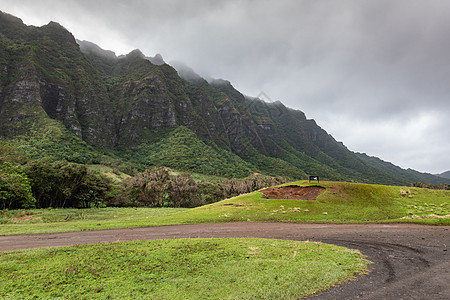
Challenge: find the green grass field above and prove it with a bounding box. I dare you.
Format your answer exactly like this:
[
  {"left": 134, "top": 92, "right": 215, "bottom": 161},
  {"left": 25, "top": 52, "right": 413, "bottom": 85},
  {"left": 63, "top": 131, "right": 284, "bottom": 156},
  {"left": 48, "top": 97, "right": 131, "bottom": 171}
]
[
  {"left": 0, "top": 208, "right": 188, "bottom": 235},
  {"left": 0, "top": 238, "right": 370, "bottom": 299},
  {"left": 1, "top": 181, "right": 449, "bottom": 236}
]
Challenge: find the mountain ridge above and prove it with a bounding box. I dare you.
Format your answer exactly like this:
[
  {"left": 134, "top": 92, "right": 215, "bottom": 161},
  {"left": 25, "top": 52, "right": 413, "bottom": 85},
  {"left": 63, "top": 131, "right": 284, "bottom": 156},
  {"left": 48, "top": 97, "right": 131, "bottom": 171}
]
[{"left": 1, "top": 10, "right": 448, "bottom": 185}]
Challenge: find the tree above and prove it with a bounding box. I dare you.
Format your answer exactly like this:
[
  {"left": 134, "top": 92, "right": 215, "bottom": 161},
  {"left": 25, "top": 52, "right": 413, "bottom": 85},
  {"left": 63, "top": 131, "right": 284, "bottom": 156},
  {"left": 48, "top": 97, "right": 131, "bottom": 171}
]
[
  {"left": 0, "top": 141, "right": 35, "bottom": 209},
  {"left": 169, "top": 173, "right": 198, "bottom": 207},
  {"left": 0, "top": 162, "right": 35, "bottom": 209},
  {"left": 25, "top": 159, "right": 111, "bottom": 208},
  {"left": 122, "top": 167, "right": 171, "bottom": 207}
]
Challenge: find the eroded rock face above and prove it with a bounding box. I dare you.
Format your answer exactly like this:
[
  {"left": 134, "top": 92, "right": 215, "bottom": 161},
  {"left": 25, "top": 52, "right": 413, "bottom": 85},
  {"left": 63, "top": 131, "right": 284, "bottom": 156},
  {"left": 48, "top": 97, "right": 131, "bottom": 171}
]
[
  {"left": 39, "top": 81, "right": 82, "bottom": 138},
  {"left": 10, "top": 70, "right": 41, "bottom": 106},
  {"left": 0, "top": 67, "right": 44, "bottom": 136},
  {"left": 1, "top": 67, "right": 116, "bottom": 146},
  {"left": 116, "top": 95, "right": 178, "bottom": 146}
]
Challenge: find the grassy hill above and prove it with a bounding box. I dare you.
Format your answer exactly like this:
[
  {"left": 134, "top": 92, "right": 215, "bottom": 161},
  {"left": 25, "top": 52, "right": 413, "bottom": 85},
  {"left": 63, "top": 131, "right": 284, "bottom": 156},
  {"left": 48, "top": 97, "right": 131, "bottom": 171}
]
[{"left": 158, "top": 181, "right": 450, "bottom": 226}]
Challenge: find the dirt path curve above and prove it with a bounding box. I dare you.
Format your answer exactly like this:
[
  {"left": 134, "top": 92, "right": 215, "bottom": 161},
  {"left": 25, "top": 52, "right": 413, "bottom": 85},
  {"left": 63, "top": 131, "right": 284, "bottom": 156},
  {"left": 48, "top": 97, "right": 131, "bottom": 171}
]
[{"left": 1, "top": 223, "right": 449, "bottom": 299}]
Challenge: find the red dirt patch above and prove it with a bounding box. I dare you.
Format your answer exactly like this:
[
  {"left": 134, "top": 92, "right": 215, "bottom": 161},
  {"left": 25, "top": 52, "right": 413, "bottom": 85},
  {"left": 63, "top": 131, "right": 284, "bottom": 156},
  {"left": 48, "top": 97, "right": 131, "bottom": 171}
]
[{"left": 260, "top": 185, "right": 326, "bottom": 200}]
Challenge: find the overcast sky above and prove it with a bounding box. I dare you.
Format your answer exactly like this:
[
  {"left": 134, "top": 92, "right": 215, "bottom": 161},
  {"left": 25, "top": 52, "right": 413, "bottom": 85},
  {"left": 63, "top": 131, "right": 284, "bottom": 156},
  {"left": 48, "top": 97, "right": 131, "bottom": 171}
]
[{"left": 2, "top": 0, "right": 449, "bottom": 174}]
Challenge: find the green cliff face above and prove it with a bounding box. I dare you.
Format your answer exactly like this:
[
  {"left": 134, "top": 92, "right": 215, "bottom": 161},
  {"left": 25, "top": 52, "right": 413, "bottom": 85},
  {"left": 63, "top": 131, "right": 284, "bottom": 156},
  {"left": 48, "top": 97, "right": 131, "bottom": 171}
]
[
  {"left": 0, "top": 11, "right": 447, "bottom": 184},
  {"left": 0, "top": 12, "right": 114, "bottom": 146}
]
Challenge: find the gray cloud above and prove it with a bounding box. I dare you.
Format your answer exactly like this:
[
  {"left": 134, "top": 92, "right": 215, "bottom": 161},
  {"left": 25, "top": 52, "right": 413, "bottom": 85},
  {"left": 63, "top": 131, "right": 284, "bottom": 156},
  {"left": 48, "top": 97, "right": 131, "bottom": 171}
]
[{"left": 1, "top": 0, "right": 449, "bottom": 173}]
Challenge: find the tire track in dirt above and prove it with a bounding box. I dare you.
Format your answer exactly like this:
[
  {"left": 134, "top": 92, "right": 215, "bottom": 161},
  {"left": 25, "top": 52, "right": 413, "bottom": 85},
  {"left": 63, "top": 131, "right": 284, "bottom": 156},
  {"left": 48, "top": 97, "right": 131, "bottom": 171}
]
[{"left": 0, "top": 222, "right": 448, "bottom": 299}]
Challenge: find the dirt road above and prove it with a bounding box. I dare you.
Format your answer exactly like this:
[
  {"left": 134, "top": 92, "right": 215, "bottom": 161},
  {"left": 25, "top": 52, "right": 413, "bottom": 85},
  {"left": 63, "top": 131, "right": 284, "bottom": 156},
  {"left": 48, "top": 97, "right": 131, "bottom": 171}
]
[{"left": 1, "top": 222, "right": 448, "bottom": 299}]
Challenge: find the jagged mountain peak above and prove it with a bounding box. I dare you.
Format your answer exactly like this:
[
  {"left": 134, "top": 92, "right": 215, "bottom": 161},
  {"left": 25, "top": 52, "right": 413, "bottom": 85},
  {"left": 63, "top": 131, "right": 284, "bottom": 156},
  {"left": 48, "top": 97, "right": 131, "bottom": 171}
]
[
  {"left": 147, "top": 53, "right": 165, "bottom": 65},
  {"left": 209, "top": 78, "right": 231, "bottom": 86},
  {"left": 44, "top": 21, "right": 65, "bottom": 28},
  {"left": 78, "top": 39, "right": 165, "bottom": 67},
  {"left": 40, "top": 21, "right": 76, "bottom": 44},
  {"left": 0, "top": 10, "right": 32, "bottom": 40},
  {"left": 119, "top": 49, "right": 166, "bottom": 65},
  {"left": 123, "top": 49, "right": 145, "bottom": 59}
]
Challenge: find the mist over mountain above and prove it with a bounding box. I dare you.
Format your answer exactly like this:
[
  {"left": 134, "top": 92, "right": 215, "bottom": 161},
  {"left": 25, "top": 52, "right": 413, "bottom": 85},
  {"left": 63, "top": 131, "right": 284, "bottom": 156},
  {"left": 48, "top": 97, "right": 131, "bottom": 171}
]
[
  {"left": 170, "top": 61, "right": 207, "bottom": 85},
  {"left": 0, "top": 10, "right": 448, "bottom": 185},
  {"left": 77, "top": 39, "right": 117, "bottom": 60},
  {"left": 437, "top": 171, "right": 450, "bottom": 179}
]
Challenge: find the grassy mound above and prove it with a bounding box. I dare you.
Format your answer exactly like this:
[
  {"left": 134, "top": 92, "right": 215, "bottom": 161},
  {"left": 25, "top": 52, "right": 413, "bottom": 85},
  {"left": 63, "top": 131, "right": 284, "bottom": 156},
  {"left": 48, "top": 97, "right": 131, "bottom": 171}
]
[
  {"left": 159, "top": 181, "right": 450, "bottom": 225},
  {"left": 0, "top": 238, "right": 370, "bottom": 299}
]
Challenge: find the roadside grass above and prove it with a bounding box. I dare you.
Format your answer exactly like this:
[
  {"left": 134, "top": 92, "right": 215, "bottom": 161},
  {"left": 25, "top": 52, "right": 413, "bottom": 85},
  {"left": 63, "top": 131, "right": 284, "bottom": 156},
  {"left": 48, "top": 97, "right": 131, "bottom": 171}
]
[
  {"left": 1, "top": 181, "right": 448, "bottom": 236},
  {"left": 0, "top": 238, "right": 370, "bottom": 299},
  {"left": 0, "top": 208, "right": 187, "bottom": 235}
]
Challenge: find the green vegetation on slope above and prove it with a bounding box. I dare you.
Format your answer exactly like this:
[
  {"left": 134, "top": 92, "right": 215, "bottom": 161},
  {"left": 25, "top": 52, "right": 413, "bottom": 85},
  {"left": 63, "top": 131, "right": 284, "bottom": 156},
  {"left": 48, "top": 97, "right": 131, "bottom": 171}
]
[
  {"left": 1, "top": 105, "right": 119, "bottom": 170},
  {"left": 0, "top": 207, "right": 186, "bottom": 225},
  {"left": 123, "top": 126, "right": 253, "bottom": 177},
  {"left": 0, "top": 238, "right": 370, "bottom": 299}
]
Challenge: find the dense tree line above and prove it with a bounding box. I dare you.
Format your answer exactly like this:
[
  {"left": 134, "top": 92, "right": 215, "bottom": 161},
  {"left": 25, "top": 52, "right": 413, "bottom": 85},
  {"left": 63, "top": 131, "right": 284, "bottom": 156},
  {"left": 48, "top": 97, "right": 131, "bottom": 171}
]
[
  {"left": 1, "top": 141, "right": 286, "bottom": 209},
  {"left": 1, "top": 159, "right": 110, "bottom": 209},
  {"left": 109, "top": 168, "right": 287, "bottom": 208}
]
